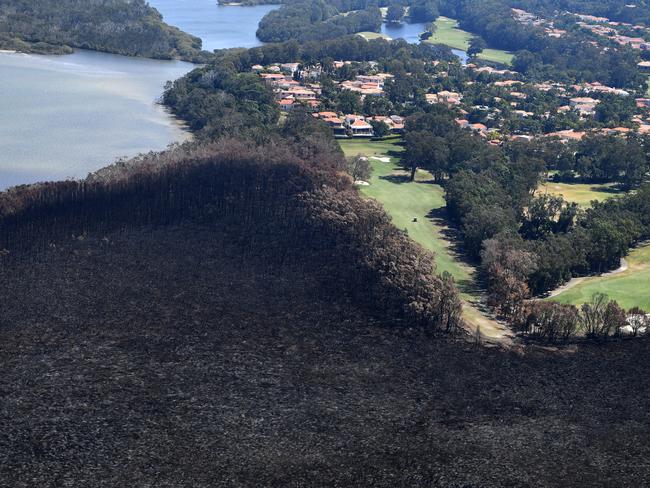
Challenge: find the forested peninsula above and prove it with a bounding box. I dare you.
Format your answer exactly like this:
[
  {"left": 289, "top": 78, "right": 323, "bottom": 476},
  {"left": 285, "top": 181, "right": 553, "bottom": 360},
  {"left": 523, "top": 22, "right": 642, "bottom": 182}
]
[{"left": 0, "top": 0, "right": 208, "bottom": 61}]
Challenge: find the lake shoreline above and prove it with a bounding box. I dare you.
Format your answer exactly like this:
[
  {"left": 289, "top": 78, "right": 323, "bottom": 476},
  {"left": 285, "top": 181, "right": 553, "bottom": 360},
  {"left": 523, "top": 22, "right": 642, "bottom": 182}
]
[
  {"left": 0, "top": 43, "right": 203, "bottom": 64},
  {"left": 0, "top": 3, "right": 276, "bottom": 190},
  {"left": 0, "top": 49, "right": 194, "bottom": 190}
]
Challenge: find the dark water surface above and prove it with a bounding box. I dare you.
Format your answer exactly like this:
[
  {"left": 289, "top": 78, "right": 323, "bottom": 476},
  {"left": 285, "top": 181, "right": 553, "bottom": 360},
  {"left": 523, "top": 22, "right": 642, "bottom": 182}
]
[{"left": 381, "top": 21, "right": 428, "bottom": 44}]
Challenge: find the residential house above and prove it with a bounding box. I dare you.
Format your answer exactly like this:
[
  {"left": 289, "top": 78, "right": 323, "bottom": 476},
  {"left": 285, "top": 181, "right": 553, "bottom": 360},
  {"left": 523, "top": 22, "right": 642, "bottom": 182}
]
[
  {"left": 314, "top": 112, "right": 346, "bottom": 136},
  {"left": 282, "top": 88, "right": 317, "bottom": 100},
  {"left": 426, "top": 91, "right": 462, "bottom": 106},
  {"left": 369, "top": 115, "right": 405, "bottom": 133},
  {"left": 299, "top": 66, "right": 322, "bottom": 80},
  {"left": 278, "top": 99, "right": 295, "bottom": 111},
  {"left": 511, "top": 134, "right": 534, "bottom": 142},
  {"left": 340, "top": 79, "right": 385, "bottom": 97},
  {"left": 494, "top": 80, "right": 523, "bottom": 88},
  {"left": 280, "top": 63, "right": 300, "bottom": 75},
  {"left": 545, "top": 129, "right": 586, "bottom": 142},
  {"left": 345, "top": 115, "right": 374, "bottom": 137},
  {"left": 260, "top": 73, "right": 286, "bottom": 82},
  {"left": 636, "top": 98, "right": 650, "bottom": 108},
  {"left": 469, "top": 123, "right": 488, "bottom": 136},
  {"left": 569, "top": 97, "right": 600, "bottom": 116}
]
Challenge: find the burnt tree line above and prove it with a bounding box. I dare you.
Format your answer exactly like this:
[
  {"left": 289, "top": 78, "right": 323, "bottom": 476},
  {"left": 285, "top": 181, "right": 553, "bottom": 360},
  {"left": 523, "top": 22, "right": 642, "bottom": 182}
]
[{"left": 0, "top": 140, "right": 462, "bottom": 334}]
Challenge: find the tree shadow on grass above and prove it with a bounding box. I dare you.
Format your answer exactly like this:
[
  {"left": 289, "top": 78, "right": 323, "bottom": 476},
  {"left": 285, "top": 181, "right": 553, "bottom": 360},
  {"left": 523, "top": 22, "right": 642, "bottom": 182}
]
[
  {"left": 425, "top": 206, "right": 484, "bottom": 297},
  {"left": 386, "top": 148, "right": 404, "bottom": 160},
  {"left": 418, "top": 177, "right": 438, "bottom": 185},
  {"left": 590, "top": 185, "right": 625, "bottom": 195},
  {"left": 379, "top": 174, "right": 411, "bottom": 184}
]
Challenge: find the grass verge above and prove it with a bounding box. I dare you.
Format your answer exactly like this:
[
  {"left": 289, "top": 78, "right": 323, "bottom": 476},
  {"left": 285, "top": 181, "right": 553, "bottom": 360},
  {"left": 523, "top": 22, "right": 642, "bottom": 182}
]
[
  {"left": 537, "top": 181, "right": 622, "bottom": 207},
  {"left": 340, "top": 137, "right": 513, "bottom": 343},
  {"left": 340, "top": 138, "right": 473, "bottom": 291},
  {"left": 425, "top": 16, "right": 513, "bottom": 65}
]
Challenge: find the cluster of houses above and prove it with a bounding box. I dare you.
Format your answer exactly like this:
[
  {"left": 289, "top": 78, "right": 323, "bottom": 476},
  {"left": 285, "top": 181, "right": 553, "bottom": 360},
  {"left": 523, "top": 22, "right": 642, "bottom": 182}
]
[
  {"left": 312, "top": 112, "right": 404, "bottom": 138},
  {"left": 437, "top": 50, "right": 650, "bottom": 144},
  {"left": 254, "top": 43, "right": 650, "bottom": 144},
  {"left": 260, "top": 68, "right": 322, "bottom": 112},
  {"left": 255, "top": 62, "right": 395, "bottom": 110},
  {"left": 573, "top": 13, "right": 650, "bottom": 51},
  {"left": 447, "top": 70, "right": 650, "bottom": 143},
  {"left": 470, "top": 57, "right": 631, "bottom": 115},
  {"left": 423, "top": 68, "right": 650, "bottom": 144},
  {"left": 512, "top": 7, "right": 650, "bottom": 50},
  {"left": 511, "top": 8, "right": 567, "bottom": 38},
  {"left": 339, "top": 73, "right": 394, "bottom": 97},
  {"left": 257, "top": 63, "right": 323, "bottom": 112},
  {"left": 254, "top": 61, "right": 403, "bottom": 138}
]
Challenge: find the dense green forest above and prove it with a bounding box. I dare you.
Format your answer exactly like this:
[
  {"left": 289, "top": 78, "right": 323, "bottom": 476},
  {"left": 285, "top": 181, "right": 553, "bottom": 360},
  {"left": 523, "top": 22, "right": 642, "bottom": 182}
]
[
  {"left": 254, "top": 0, "right": 644, "bottom": 88},
  {"left": 256, "top": 0, "right": 383, "bottom": 42},
  {"left": 0, "top": 0, "right": 208, "bottom": 61},
  {"left": 256, "top": 0, "right": 440, "bottom": 42},
  {"left": 435, "top": 0, "right": 644, "bottom": 88}
]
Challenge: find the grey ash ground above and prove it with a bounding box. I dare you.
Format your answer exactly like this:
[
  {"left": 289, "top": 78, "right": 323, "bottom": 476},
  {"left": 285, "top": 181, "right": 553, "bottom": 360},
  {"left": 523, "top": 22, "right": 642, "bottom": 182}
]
[{"left": 1, "top": 225, "right": 649, "bottom": 487}]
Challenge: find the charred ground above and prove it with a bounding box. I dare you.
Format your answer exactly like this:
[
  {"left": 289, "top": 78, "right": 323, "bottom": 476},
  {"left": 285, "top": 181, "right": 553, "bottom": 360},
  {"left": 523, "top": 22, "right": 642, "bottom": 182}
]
[
  {"left": 1, "top": 223, "right": 650, "bottom": 487},
  {"left": 0, "top": 143, "right": 648, "bottom": 486}
]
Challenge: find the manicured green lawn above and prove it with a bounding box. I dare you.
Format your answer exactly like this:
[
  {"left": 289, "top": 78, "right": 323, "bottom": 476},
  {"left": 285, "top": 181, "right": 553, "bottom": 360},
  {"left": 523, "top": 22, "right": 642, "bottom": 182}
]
[
  {"left": 426, "top": 16, "right": 472, "bottom": 50},
  {"left": 537, "top": 181, "right": 622, "bottom": 207},
  {"left": 339, "top": 137, "right": 475, "bottom": 296},
  {"left": 478, "top": 48, "right": 514, "bottom": 65},
  {"left": 537, "top": 180, "right": 647, "bottom": 310},
  {"left": 553, "top": 244, "right": 650, "bottom": 310},
  {"left": 425, "top": 16, "right": 513, "bottom": 65},
  {"left": 539, "top": 180, "right": 649, "bottom": 310},
  {"left": 340, "top": 137, "right": 513, "bottom": 342},
  {"left": 339, "top": 137, "right": 403, "bottom": 159}
]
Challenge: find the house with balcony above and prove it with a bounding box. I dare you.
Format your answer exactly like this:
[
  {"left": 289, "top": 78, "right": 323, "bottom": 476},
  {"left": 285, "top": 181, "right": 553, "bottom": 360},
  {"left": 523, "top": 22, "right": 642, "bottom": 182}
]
[{"left": 345, "top": 115, "right": 374, "bottom": 137}]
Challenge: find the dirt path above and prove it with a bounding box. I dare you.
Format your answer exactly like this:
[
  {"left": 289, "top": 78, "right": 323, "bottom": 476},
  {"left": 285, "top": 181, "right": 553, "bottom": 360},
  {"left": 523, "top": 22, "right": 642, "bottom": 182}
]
[
  {"left": 544, "top": 258, "right": 628, "bottom": 299},
  {"left": 462, "top": 301, "right": 515, "bottom": 347}
]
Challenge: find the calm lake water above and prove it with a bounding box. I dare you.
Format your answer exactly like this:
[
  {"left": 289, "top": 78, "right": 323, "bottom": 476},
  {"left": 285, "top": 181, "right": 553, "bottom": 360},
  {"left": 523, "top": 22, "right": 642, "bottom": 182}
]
[
  {"left": 0, "top": 4, "right": 275, "bottom": 189},
  {"left": 148, "top": 0, "right": 278, "bottom": 51},
  {"left": 381, "top": 21, "right": 428, "bottom": 44},
  {"left": 0, "top": 50, "right": 193, "bottom": 188}
]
